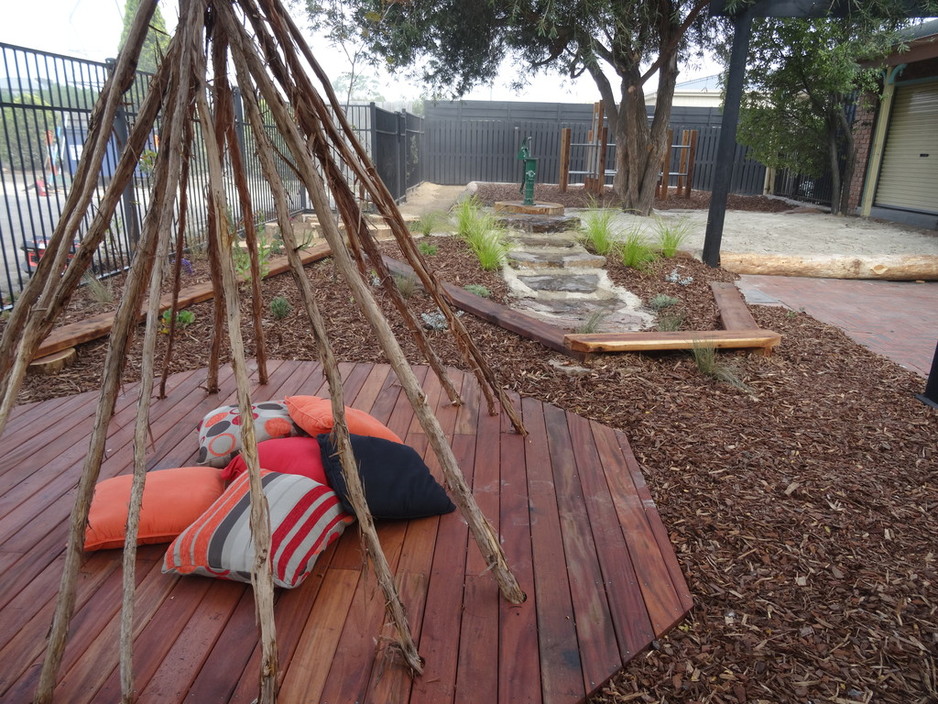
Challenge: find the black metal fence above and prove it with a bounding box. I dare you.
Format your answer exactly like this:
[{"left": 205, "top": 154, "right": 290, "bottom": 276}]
[
  {"left": 422, "top": 100, "right": 768, "bottom": 195},
  {"left": 0, "top": 43, "right": 423, "bottom": 310}
]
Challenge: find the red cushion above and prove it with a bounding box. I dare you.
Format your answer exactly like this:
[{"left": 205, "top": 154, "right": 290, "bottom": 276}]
[{"left": 221, "top": 436, "right": 328, "bottom": 485}]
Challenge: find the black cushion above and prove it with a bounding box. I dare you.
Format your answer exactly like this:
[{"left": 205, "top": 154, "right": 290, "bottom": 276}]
[{"left": 316, "top": 434, "right": 456, "bottom": 520}]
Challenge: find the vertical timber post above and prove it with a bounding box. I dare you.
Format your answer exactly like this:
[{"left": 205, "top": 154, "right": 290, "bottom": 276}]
[
  {"left": 702, "top": 8, "right": 754, "bottom": 268},
  {"left": 916, "top": 340, "right": 938, "bottom": 408},
  {"left": 106, "top": 58, "right": 142, "bottom": 251}
]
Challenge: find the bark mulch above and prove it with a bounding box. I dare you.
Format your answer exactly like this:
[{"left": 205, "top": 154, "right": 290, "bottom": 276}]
[{"left": 5, "top": 205, "right": 937, "bottom": 703}]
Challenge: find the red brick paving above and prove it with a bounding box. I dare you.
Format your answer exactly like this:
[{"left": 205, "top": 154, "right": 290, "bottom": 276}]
[{"left": 737, "top": 275, "right": 938, "bottom": 378}]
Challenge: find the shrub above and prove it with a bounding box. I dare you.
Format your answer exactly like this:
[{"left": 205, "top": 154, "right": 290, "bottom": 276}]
[{"left": 269, "top": 296, "right": 292, "bottom": 319}]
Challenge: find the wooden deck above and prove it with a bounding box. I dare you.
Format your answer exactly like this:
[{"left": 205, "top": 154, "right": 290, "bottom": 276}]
[{"left": 0, "top": 360, "right": 692, "bottom": 704}]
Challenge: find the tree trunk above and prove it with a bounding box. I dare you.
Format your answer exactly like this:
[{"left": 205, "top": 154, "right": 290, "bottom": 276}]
[{"left": 609, "top": 51, "right": 679, "bottom": 215}]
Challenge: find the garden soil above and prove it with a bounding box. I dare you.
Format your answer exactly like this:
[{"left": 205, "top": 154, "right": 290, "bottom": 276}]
[{"left": 4, "top": 185, "right": 937, "bottom": 703}]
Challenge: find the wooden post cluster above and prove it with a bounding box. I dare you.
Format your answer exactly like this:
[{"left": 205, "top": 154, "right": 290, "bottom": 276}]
[{"left": 0, "top": 1, "right": 526, "bottom": 702}]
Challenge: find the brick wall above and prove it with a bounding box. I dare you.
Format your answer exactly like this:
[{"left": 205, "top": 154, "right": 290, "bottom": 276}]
[{"left": 848, "top": 93, "right": 879, "bottom": 213}]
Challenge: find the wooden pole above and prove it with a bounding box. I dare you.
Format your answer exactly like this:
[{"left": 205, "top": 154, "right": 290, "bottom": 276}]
[
  {"left": 559, "top": 127, "right": 571, "bottom": 192},
  {"left": 0, "top": 8, "right": 173, "bottom": 435},
  {"left": 212, "top": 36, "right": 269, "bottom": 385},
  {"left": 191, "top": 20, "right": 280, "bottom": 702},
  {"left": 257, "top": 0, "right": 526, "bottom": 434},
  {"left": 227, "top": 19, "right": 424, "bottom": 675},
  {"left": 32, "top": 19, "right": 192, "bottom": 701},
  {"left": 223, "top": 2, "right": 525, "bottom": 605}
]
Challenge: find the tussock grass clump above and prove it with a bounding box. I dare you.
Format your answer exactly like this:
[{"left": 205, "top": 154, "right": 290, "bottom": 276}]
[
  {"left": 452, "top": 197, "right": 508, "bottom": 271},
  {"left": 579, "top": 207, "right": 617, "bottom": 255},
  {"left": 653, "top": 216, "right": 691, "bottom": 257},
  {"left": 691, "top": 340, "right": 750, "bottom": 391},
  {"left": 619, "top": 230, "right": 658, "bottom": 269},
  {"left": 393, "top": 273, "right": 419, "bottom": 298},
  {"left": 411, "top": 210, "right": 450, "bottom": 237},
  {"left": 81, "top": 273, "right": 114, "bottom": 305}
]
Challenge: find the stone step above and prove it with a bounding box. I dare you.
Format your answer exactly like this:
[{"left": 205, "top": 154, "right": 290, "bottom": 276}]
[
  {"left": 514, "top": 298, "right": 651, "bottom": 332},
  {"left": 507, "top": 250, "right": 607, "bottom": 270},
  {"left": 507, "top": 233, "right": 580, "bottom": 249},
  {"left": 516, "top": 272, "right": 602, "bottom": 294},
  {"left": 496, "top": 214, "right": 581, "bottom": 233}
]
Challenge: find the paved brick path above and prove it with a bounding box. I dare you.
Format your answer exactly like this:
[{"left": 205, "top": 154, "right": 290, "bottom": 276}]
[{"left": 737, "top": 275, "right": 938, "bottom": 378}]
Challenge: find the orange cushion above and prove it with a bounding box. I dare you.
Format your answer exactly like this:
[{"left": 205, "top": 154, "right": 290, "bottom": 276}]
[
  {"left": 84, "top": 466, "right": 226, "bottom": 551},
  {"left": 284, "top": 396, "right": 403, "bottom": 444}
]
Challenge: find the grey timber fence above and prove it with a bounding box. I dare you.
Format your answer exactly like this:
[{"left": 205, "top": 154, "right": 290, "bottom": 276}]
[{"left": 423, "top": 100, "right": 768, "bottom": 195}]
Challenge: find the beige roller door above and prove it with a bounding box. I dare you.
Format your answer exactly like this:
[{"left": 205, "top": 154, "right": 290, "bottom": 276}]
[{"left": 875, "top": 81, "right": 938, "bottom": 214}]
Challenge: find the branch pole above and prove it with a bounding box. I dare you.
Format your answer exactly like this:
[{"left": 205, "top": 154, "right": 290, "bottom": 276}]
[
  {"left": 32, "top": 27, "right": 193, "bottom": 704},
  {"left": 192, "top": 18, "right": 280, "bottom": 702},
  {"left": 224, "top": 4, "right": 525, "bottom": 604},
  {"left": 228, "top": 22, "right": 424, "bottom": 674}
]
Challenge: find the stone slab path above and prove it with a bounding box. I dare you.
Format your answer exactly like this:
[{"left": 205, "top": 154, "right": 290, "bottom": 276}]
[{"left": 502, "top": 230, "right": 654, "bottom": 332}]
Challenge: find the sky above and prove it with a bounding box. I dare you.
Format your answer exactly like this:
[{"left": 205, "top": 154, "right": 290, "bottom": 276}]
[{"left": 0, "top": 0, "right": 721, "bottom": 104}]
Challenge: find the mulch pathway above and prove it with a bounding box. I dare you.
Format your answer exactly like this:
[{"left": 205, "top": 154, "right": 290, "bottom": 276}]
[{"left": 4, "top": 197, "right": 937, "bottom": 703}]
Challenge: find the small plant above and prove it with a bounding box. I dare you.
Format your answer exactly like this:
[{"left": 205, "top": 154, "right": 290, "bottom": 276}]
[
  {"left": 619, "top": 230, "right": 658, "bottom": 269},
  {"left": 412, "top": 210, "right": 449, "bottom": 237},
  {"left": 579, "top": 207, "right": 617, "bottom": 255},
  {"left": 160, "top": 308, "right": 195, "bottom": 333},
  {"left": 81, "top": 272, "right": 113, "bottom": 305},
  {"left": 394, "top": 273, "right": 418, "bottom": 298},
  {"left": 654, "top": 216, "right": 691, "bottom": 257},
  {"left": 231, "top": 233, "right": 277, "bottom": 281},
  {"left": 269, "top": 296, "right": 292, "bottom": 320},
  {"left": 657, "top": 312, "right": 684, "bottom": 331},
  {"left": 451, "top": 196, "right": 507, "bottom": 271},
  {"left": 649, "top": 293, "right": 680, "bottom": 310},
  {"left": 464, "top": 283, "right": 491, "bottom": 298},
  {"left": 418, "top": 240, "right": 439, "bottom": 256},
  {"left": 575, "top": 309, "right": 607, "bottom": 334},
  {"left": 691, "top": 340, "right": 750, "bottom": 391}
]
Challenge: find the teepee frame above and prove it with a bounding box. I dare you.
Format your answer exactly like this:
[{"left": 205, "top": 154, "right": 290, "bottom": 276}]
[{"left": 0, "top": 2, "right": 527, "bottom": 702}]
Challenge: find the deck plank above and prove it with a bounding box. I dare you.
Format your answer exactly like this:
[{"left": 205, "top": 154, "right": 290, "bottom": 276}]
[{"left": 0, "top": 361, "right": 692, "bottom": 704}]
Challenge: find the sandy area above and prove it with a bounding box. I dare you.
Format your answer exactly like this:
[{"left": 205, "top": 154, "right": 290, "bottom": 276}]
[{"left": 604, "top": 208, "right": 938, "bottom": 258}]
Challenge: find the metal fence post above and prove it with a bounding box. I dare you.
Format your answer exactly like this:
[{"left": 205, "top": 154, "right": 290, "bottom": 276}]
[
  {"left": 398, "top": 111, "right": 406, "bottom": 202},
  {"left": 105, "top": 58, "right": 141, "bottom": 250}
]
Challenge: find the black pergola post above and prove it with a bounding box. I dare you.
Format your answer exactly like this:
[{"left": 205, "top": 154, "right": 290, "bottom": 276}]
[
  {"left": 702, "top": 8, "right": 754, "bottom": 268},
  {"left": 916, "top": 340, "right": 938, "bottom": 408}
]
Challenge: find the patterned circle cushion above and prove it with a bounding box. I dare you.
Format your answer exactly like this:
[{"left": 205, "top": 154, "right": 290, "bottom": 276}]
[
  {"left": 221, "top": 436, "right": 328, "bottom": 485},
  {"left": 284, "top": 395, "right": 403, "bottom": 444},
  {"left": 84, "top": 466, "right": 226, "bottom": 551},
  {"left": 163, "top": 470, "right": 354, "bottom": 589},
  {"left": 197, "top": 400, "right": 305, "bottom": 468}
]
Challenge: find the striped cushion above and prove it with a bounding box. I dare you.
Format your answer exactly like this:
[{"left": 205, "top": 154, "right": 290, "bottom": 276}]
[{"left": 163, "top": 470, "right": 354, "bottom": 588}]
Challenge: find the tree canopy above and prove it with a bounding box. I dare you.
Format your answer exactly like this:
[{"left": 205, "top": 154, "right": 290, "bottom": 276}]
[
  {"left": 118, "top": 0, "right": 170, "bottom": 74},
  {"left": 305, "top": 0, "right": 717, "bottom": 214},
  {"left": 736, "top": 17, "right": 900, "bottom": 214}
]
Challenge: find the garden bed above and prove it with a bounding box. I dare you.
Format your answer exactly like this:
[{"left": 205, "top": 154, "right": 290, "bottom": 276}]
[{"left": 5, "top": 228, "right": 937, "bottom": 703}]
